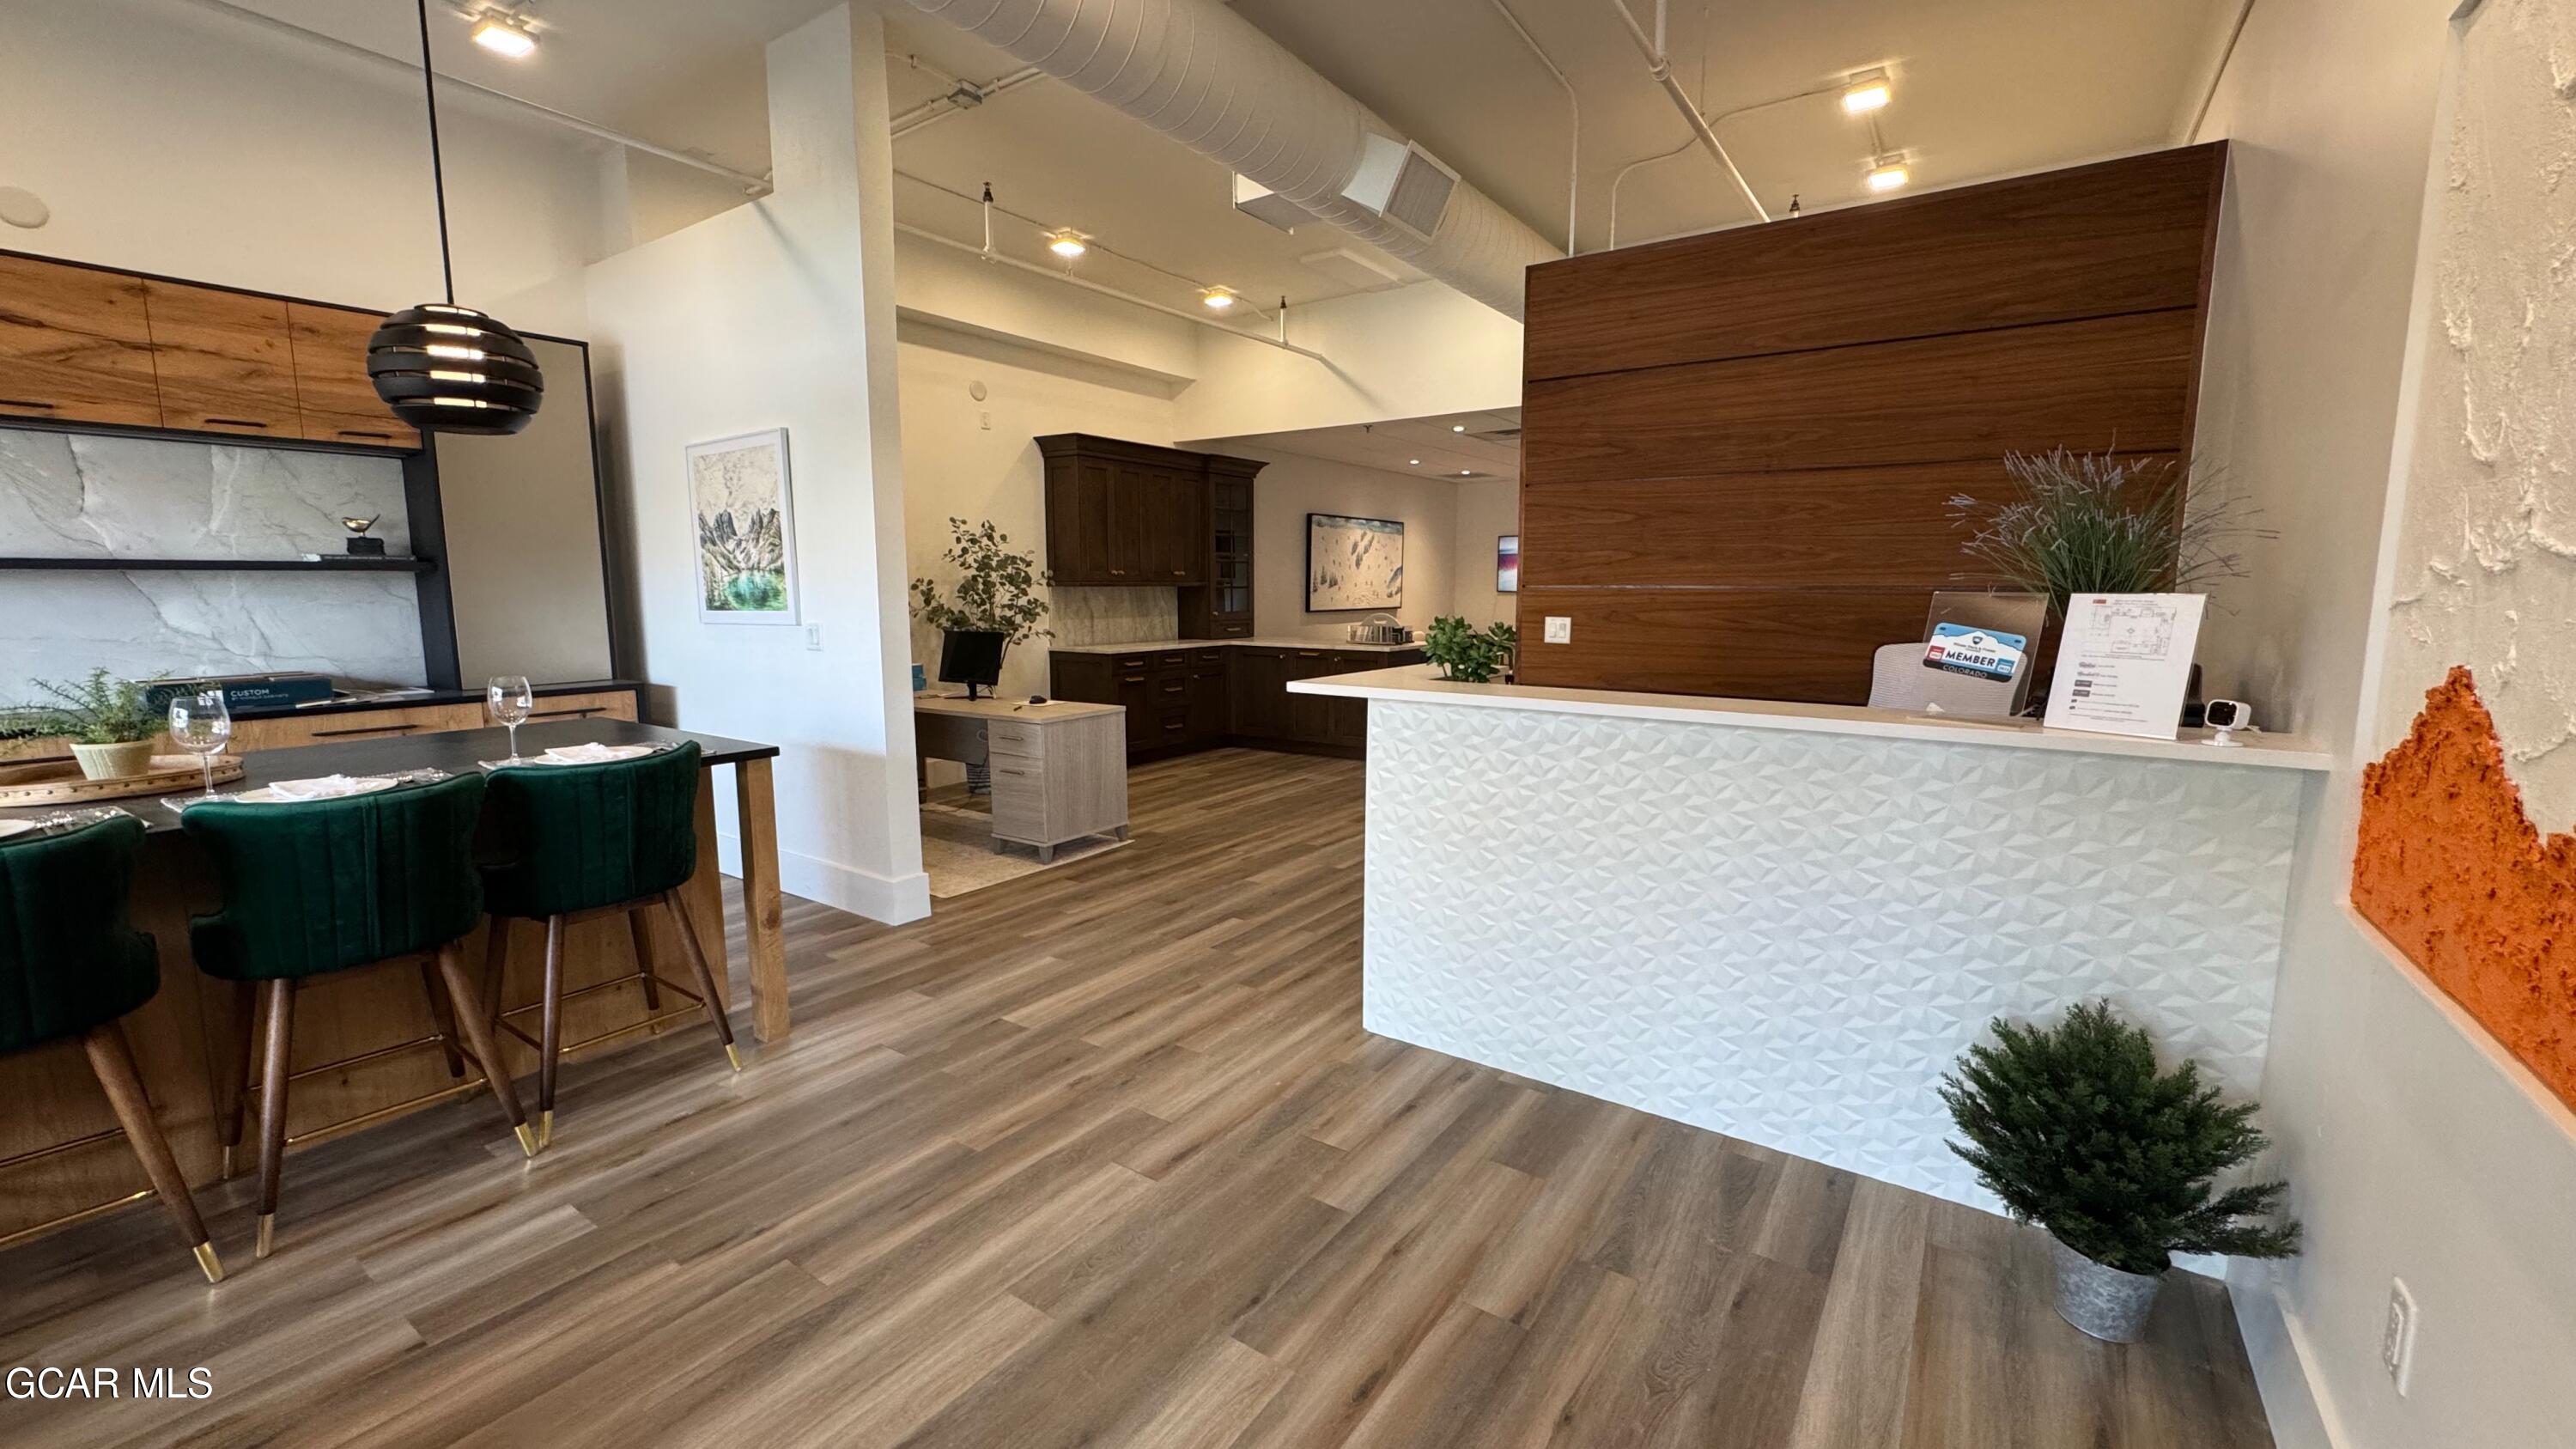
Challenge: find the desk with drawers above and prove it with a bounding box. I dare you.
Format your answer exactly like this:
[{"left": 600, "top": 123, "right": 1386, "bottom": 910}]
[{"left": 913, "top": 695, "right": 1128, "bottom": 863}]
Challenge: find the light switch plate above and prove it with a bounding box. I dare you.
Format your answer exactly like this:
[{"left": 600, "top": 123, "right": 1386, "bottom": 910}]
[
  {"left": 805, "top": 624, "right": 824, "bottom": 651},
  {"left": 1543, "top": 616, "right": 1572, "bottom": 644},
  {"left": 2383, "top": 1277, "right": 2418, "bottom": 1395}
]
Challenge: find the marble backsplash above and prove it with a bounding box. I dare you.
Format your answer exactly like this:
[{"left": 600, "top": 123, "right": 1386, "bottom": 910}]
[
  {"left": 0, "top": 428, "right": 426, "bottom": 702},
  {"left": 1048, "top": 586, "right": 1180, "bottom": 646}
]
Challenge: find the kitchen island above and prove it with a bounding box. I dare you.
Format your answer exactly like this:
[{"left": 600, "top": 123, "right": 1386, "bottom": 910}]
[
  {"left": 0, "top": 719, "right": 785, "bottom": 1247},
  {"left": 1292, "top": 665, "right": 2330, "bottom": 1226}
]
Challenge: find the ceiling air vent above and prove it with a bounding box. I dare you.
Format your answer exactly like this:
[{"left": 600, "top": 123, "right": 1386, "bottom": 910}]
[
  {"left": 1232, "top": 174, "right": 1308, "bottom": 234},
  {"left": 1340, "top": 135, "right": 1460, "bottom": 244}
]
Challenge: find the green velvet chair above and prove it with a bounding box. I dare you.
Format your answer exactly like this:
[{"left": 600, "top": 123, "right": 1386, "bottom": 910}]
[
  {"left": 183, "top": 773, "right": 535, "bottom": 1259},
  {"left": 0, "top": 815, "right": 225, "bottom": 1282},
  {"left": 478, "top": 741, "right": 735, "bottom": 1148}
]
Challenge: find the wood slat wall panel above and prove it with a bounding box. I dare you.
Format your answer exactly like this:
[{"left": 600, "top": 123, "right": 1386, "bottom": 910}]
[
  {"left": 1522, "top": 309, "right": 2198, "bottom": 484},
  {"left": 1521, "top": 454, "right": 2179, "bottom": 589},
  {"left": 1524, "top": 143, "right": 2227, "bottom": 381},
  {"left": 1513, "top": 144, "right": 2225, "bottom": 703},
  {"left": 1510, "top": 588, "right": 1940, "bottom": 703}
]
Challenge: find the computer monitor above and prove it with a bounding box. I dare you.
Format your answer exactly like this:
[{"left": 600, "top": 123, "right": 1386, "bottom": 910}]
[{"left": 937, "top": 630, "right": 1007, "bottom": 701}]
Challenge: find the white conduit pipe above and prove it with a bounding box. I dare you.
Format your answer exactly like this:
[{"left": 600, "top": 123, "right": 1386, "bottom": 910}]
[
  {"left": 896, "top": 222, "right": 1330, "bottom": 362},
  {"left": 896, "top": 0, "right": 1561, "bottom": 319},
  {"left": 1487, "top": 0, "right": 1579, "bottom": 255},
  {"left": 1608, "top": 0, "right": 1768, "bottom": 223}
]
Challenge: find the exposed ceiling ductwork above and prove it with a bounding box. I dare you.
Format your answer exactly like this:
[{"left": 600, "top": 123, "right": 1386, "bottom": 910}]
[{"left": 896, "top": 0, "right": 1564, "bottom": 319}]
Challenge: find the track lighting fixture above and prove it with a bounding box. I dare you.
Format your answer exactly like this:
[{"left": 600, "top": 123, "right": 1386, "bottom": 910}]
[
  {"left": 1045, "top": 229, "right": 1088, "bottom": 259},
  {"left": 1200, "top": 287, "right": 1239, "bottom": 311},
  {"left": 470, "top": 9, "right": 537, "bottom": 58},
  {"left": 1841, "top": 69, "right": 1892, "bottom": 113},
  {"left": 1864, "top": 154, "right": 1911, "bottom": 193}
]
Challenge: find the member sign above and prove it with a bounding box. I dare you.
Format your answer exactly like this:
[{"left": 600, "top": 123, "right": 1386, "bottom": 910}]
[{"left": 1921, "top": 623, "right": 2026, "bottom": 683}]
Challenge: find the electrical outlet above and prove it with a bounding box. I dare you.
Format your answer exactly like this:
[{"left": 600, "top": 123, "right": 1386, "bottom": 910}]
[
  {"left": 2383, "top": 1278, "right": 2419, "bottom": 1395},
  {"left": 1543, "top": 616, "right": 1572, "bottom": 644},
  {"left": 979, "top": 410, "right": 993, "bottom": 430},
  {"left": 804, "top": 624, "right": 823, "bottom": 651}
]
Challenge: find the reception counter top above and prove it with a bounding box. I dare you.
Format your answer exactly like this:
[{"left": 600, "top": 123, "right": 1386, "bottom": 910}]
[
  {"left": 1291, "top": 666, "right": 2336, "bottom": 771},
  {"left": 1299, "top": 666, "right": 2317, "bottom": 1238}
]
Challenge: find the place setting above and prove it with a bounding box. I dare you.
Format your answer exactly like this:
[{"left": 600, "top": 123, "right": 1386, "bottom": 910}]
[{"left": 477, "top": 675, "right": 675, "bottom": 771}]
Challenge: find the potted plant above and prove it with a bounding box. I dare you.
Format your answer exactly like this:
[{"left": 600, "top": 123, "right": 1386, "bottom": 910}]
[
  {"left": 1940, "top": 1000, "right": 2300, "bottom": 1342},
  {"left": 910, "top": 516, "right": 1052, "bottom": 675},
  {"left": 3, "top": 670, "right": 164, "bottom": 781},
  {"left": 1424, "top": 617, "right": 1517, "bottom": 683}
]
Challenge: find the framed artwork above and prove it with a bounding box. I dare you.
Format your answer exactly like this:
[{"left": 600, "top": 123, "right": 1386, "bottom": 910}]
[
  {"left": 688, "top": 428, "right": 799, "bottom": 624},
  {"left": 1497, "top": 533, "right": 1520, "bottom": 594},
  {"left": 1306, "top": 512, "right": 1405, "bottom": 612}
]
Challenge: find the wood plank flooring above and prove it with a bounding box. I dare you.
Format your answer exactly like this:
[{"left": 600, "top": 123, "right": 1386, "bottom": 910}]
[{"left": 0, "top": 748, "right": 2273, "bottom": 1448}]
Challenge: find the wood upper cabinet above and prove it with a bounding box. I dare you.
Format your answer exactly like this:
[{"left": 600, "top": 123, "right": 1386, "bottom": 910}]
[
  {"left": 287, "top": 302, "right": 420, "bottom": 449},
  {"left": 143, "top": 280, "right": 301, "bottom": 436},
  {"left": 0, "top": 254, "right": 163, "bottom": 428},
  {"left": 1039, "top": 435, "right": 1236, "bottom": 589}
]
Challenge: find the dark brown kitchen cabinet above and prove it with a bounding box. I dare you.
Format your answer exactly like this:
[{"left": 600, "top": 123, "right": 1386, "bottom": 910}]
[{"left": 1039, "top": 435, "right": 1265, "bottom": 611}]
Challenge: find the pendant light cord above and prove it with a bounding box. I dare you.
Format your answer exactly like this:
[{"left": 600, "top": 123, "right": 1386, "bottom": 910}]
[{"left": 412, "top": 0, "right": 457, "bottom": 304}]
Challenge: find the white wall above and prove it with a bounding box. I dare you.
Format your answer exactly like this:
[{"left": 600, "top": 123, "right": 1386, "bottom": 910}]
[
  {"left": 588, "top": 4, "right": 925, "bottom": 924},
  {"left": 2, "top": 0, "right": 602, "bottom": 336},
  {"left": 1447, "top": 478, "right": 1521, "bottom": 634},
  {"left": 2192, "top": 1, "right": 2576, "bottom": 1445},
  {"left": 1238, "top": 451, "right": 1461, "bottom": 641},
  {"left": 1174, "top": 282, "right": 1525, "bottom": 441}
]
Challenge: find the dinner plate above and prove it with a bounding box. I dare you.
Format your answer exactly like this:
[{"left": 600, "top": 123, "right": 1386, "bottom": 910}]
[
  {"left": 0, "top": 819, "right": 37, "bottom": 840},
  {"left": 226, "top": 776, "right": 401, "bottom": 804},
  {"left": 488, "top": 744, "right": 664, "bottom": 770}
]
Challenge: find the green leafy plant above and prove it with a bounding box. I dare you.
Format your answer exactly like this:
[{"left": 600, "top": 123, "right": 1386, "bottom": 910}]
[
  {"left": 1941, "top": 999, "right": 2301, "bottom": 1275},
  {"left": 909, "top": 517, "right": 1051, "bottom": 647},
  {"left": 1948, "top": 450, "right": 2267, "bottom": 620},
  {"left": 2, "top": 670, "right": 162, "bottom": 749},
  {"left": 1424, "top": 616, "right": 1517, "bottom": 683}
]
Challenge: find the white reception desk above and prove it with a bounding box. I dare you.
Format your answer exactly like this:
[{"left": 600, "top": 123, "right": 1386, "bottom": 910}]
[{"left": 1291, "top": 667, "right": 2329, "bottom": 1218}]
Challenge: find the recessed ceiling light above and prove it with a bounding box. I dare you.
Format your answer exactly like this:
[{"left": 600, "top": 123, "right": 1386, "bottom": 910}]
[
  {"left": 1451, "top": 423, "right": 1466, "bottom": 433},
  {"left": 470, "top": 13, "right": 537, "bottom": 58},
  {"left": 1459, "top": 470, "right": 1472, "bottom": 476},
  {"left": 1045, "top": 229, "right": 1087, "bottom": 259},
  {"left": 1409, "top": 459, "right": 1421, "bottom": 466},
  {"left": 1865, "top": 155, "right": 1910, "bottom": 193},
  {"left": 1842, "top": 70, "right": 1893, "bottom": 113},
  {"left": 1200, "top": 286, "right": 1238, "bottom": 311}
]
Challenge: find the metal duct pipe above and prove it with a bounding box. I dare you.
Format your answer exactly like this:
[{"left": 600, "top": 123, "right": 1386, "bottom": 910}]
[{"left": 896, "top": 0, "right": 1562, "bottom": 318}]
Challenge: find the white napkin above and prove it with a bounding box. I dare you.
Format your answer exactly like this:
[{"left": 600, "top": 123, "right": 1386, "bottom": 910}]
[
  {"left": 538, "top": 742, "right": 642, "bottom": 764},
  {"left": 265, "top": 775, "right": 373, "bottom": 801}
]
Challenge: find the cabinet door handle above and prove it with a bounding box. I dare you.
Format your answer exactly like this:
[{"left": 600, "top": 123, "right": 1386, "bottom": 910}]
[
  {"left": 1108, "top": 568, "right": 1127, "bottom": 576},
  {"left": 1121, "top": 674, "right": 1146, "bottom": 685},
  {"left": 0, "top": 398, "right": 58, "bottom": 411},
  {"left": 530, "top": 707, "right": 601, "bottom": 721},
  {"left": 202, "top": 417, "right": 272, "bottom": 429},
  {"left": 1163, "top": 721, "right": 1188, "bottom": 732},
  {"left": 1170, "top": 569, "right": 1187, "bottom": 577},
  {"left": 312, "top": 721, "right": 419, "bottom": 739},
  {"left": 1297, "top": 651, "right": 1321, "bottom": 658},
  {"left": 337, "top": 429, "right": 394, "bottom": 441}
]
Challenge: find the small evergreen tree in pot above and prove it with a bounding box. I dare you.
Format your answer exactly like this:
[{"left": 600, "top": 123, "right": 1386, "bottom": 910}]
[{"left": 1940, "top": 1000, "right": 2300, "bottom": 1341}]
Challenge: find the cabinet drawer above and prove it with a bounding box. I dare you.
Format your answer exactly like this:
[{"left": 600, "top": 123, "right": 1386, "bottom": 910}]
[
  {"left": 987, "top": 718, "right": 1043, "bottom": 758},
  {"left": 1151, "top": 706, "right": 1193, "bottom": 742},
  {"left": 1192, "top": 648, "right": 1227, "bottom": 666},
  {"left": 1153, "top": 651, "right": 1192, "bottom": 669},
  {"left": 526, "top": 689, "right": 639, "bottom": 724}
]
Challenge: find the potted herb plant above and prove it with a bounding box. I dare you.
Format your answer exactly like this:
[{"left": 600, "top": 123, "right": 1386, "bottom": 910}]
[
  {"left": 1424, "top": 617, "right": 1517, "bottom": 683},
  {"left": 1940, "top": 1000, "right": 2300, "bottom": 1342},
  {"left": 3, "top": 670, "right": 164, "bottom": 782}
]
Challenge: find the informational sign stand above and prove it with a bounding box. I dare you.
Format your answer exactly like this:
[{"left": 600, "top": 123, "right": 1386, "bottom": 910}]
[{"left": 2044, "top": 593, "right": 2208, "bottom": 740}]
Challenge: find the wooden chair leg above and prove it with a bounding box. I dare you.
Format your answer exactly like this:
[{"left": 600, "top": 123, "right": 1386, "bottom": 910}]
[
  {"left": 481, "top": 916, "right": 512, "bottom": 1033},
  {"left": 538, "top": 915, "right": 566, "bottom": 1149},
  {"left": 434, "top": 944, "right": 539, "bottom": 1159},
  {"left": 79, "top": 1021, "right": 223, "bottom": 1284},
  {"left": 627, "top": 906, "right": 661, "bottom": 1012},
  {"left": 662, "top": 889, "right": 741, "bottom": 1071},
  {"left": 254, "top": 978, "right": 294, "bottom": 1259},
  {"left": 420, "top": 961, "right": 467, "bottom": 1079},
  {"left": 216, "top": 978, "right": 254, "bottom": 1180}
]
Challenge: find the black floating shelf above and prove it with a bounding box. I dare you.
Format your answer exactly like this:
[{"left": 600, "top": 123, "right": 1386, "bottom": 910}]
[{"left": 0, "top": 557, "right": 434, "bottom": 574}]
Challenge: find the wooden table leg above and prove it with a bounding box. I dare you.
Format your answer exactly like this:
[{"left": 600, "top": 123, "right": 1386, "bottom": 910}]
[{"left": 733, "top": 756, "right": 789, "bottom": 1044}]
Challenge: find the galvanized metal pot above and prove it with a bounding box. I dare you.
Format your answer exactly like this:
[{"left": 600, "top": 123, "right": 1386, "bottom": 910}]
[{"left": 2050, "top": 1235, "right": 2164, "bottom": 1342}]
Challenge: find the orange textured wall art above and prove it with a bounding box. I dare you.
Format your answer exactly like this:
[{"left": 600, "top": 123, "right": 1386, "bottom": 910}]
[{"left": 2354, "top": 667, "right": 2576, "bottom": 1113}]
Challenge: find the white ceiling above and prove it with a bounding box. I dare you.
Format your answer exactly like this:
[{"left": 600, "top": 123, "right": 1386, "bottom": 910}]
[
  {"left": 1204, "top": 411, "right": 1526, "bottom": 484},
  {"left": 185, "top": 0, "right": 2236, "bottom": 311}
]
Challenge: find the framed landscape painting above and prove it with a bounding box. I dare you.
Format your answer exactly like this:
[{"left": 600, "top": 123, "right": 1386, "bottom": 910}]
[
  {"left": 1306, "top": 512, "right": 1404, "bottom": 612},
  {"left": 689, "top": 428, "right": 799, "bottom": 624}
]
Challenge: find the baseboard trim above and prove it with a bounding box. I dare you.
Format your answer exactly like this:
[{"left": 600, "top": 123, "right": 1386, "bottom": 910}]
[
  {"left": 2229, "top": 1267, "right": 2353, "bottom": 1449},
  {"left": 715, "top": 831, "right": 931, "bottom": 926}
]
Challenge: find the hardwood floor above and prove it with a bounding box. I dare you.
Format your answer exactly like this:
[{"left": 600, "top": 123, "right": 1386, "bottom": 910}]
[{"left": 0, "top": 748, "right": 2273, "bottom": 1449}]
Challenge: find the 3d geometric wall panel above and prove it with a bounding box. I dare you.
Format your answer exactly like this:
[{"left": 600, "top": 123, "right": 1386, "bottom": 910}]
[{"left": 1364, "top": 701, "right": 2305, "bottom": 1215}]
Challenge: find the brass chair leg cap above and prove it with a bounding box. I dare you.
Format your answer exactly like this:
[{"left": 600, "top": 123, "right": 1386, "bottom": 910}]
[
  {"left": 514, "top": 1122, "right": 542, "bottom": 1158},
  {"left": 193, "top": 1241, "right": 226, "bottom": 1284},
  {"left": 725, "top": 1044, "right": 744, "bottom": 1073},
  {"left": 539, "top": 1110, "right": 555, "bottom": 1151},
  {"left": 255, "top": 1214, "right": 275, "bottom": 1260}
]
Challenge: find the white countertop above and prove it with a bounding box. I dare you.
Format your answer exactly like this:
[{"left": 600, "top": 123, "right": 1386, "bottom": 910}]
[
  {"left": 1291, "top": 666, "right": 2336, "bottom": 771},
  {"left": 1051, "top": 636, "right": 1424, "bottom": 655}
]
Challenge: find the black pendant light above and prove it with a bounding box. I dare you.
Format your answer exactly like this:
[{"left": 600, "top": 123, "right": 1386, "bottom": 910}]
[{"left": 368, "top": 0, "right": 544, "bottom": 435}]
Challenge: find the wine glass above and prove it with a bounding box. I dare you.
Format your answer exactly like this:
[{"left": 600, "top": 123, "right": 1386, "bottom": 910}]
[
  {"left": 487, "top": 676, "right": 535, "bottom": 764},
  {"left": 167, "top": 690, "right": 231, "bottom": 798}
]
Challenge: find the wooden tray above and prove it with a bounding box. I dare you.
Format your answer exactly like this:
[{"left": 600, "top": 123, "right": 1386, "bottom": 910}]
[{"left": 0, "top": 754, "right": 245, "bottom": 806}]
